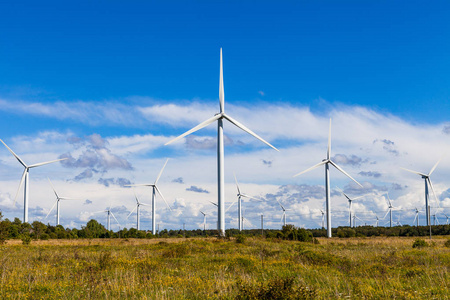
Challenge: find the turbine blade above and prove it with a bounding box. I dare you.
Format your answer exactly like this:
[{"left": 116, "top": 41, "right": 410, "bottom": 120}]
[
  {"left": 127, "top": 206, "right": 137, "bottom": 219},
  {"left": 329, "top": 160, "right": 363, "bottom": 187},
  {"left": 327, "top": 118, "right": 331, "bottom": 160},
  {"left": 241, "top": 194, "right": 263, "bottom": 201},
  {"left": 45, "top": 200, "right": 58, "bottom": 219},
  {"left": 383, "top": 209, "right": 390, "bottom": 219},
  {"left": 126, "top": 183, "right": 154, "bottom": 187},
  {"left": 200, "top": 211, "right": 206, "bottom": 216},
  {"left": 234, "top": 172, "right": 241, "bottom": 195},
  {"left": 276, "top": 199, "right": 286, "bottom": 211},
  {"left": 164, "top": 114, "right": 221, "bottom": 146},
  {"left": 427, "top": 178, "right": 440, "bottom": 208},
  {"left": 155, "top": 186, "right": 172, "bottom": 211},
  {"left": 219, "top": 48, "right": 224, "bottom": 113},
  {"left": 0, "top": 139, "right": 27, "bottom": 167},
  {"left": 222, "top": 113, "right": 279, "bottom": 151},
  {"left": 226, "top": 200, "right": 236, "bottom": 212},
  {"left": 400, "top": 167, "right": 427, "bottom": 177},
  {"left": 29, "top": 158, "right": 68, "bottom": 168},
  {"left": 293, "top": 160, "right": 327, "bottom": 177},
  {"left": 208, "top": 200, "right": 218, "bottom": 207},
  {"left": 13, "top": 169, "right": 27, "bottom": 205},
  {"left": 155, "top": 158, "right": 169, "bottom": 185},
  {"left": 47, "top": 177, "right": 59, "bottom": 199},
  {"left": 428, "top": 156, "right": 444, "bottom": 176},
  {"left": 110, "top": 212, "right": 121, "bottom": 227}
]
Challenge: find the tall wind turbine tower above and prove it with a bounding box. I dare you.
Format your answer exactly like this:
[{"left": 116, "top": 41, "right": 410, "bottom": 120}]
[
  {"left": 46, "top": 178, "right": 78, "bottom": 226},
  {"left": 127, "top": 159, "right": 172, "bottom": 235},
  {"left": 0, "top": 139, "right": 67, "bottom": 223},
  {"left": 293, "top": 119, "right": 362, "bottom": 238},
  {"left": 165, "top": 49, "right": 278, "bottom": 236},
  {"left": 338, "top": 188, "right": 363, "bottom": 227},
  {"left": 127, "top": 192, "right": 150, "bottom": 231},
  {"left": 401, "top": 158, "right": 442, "bottom": 226}
]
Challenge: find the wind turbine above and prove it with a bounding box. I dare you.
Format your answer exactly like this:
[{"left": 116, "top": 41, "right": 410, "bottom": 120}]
[
  {"left": 94, "top": 205, "right": 121, "bottom": 231},
  {"left": 200, "top": 211, "right": 207, "bottom": 231},
  {"left": 127, "top": 192, "right": 150, "bottom": 231},
  {"left": 276, "top": 199, "right": 289, "bottom": 227},
  {"left": 45, "top": 178, "right": 78, "bottom": 226},
  {"left": 232, "top": 174, "right": 263, "bottom": 231},
  {"left": 0, "top": 139, "right": 67, "bottom": 223},
  {"left": 165, "top": 49, "right": 278, "bottom": 236},
  {"left": 126, "top": 159, "right": 172, "bottom": 235},
  {"left": 320, "top": 210, "right": 325, "bottom": 229},
  {"left": 383, "top": 192, "right": 395, "bottom": 228},
  {"left": 444, "top": 213, "right": 449, "bottom": 225},
  {"left": 413, "top": 207, "right": 421, "bottom": 227},
  {"left": 293, "top": 119, "right": 362, "bottom": 238},
  {"left": 375, "top": 215, "right": 379, "bottom": 227},
  {"left": 337, "top": 187, "right": 363, "bottom": 227},
  {"left": 401, "top": 157, "right": 443, "bottom": 226}
]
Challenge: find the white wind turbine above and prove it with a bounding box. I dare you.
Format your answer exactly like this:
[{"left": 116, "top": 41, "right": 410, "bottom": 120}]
[
  {"left": 0, "top": 139, "right": 67, "bottom": 223},
  {"left": 293, "top": 119, "right": 362, "bottom": 238},
  {"left": 200, "top": 211, "right": 207, "bottom": 231},
  {"left": 337, "top": 187, "right": 364, "bottom": 227},
  {"left": 232, "top": 174, "right": 263, "bottom": 231},
  {"left": 127, "top": 159, "right": 172, "bottom": 235},
  {"left": 127, "top": 192, "right": 151, "bottom": 231},
  {"left": 375, "top": 215, "right": 379, "bottom": 227},
  {"left": 320, "top": 210, "right": 325, "bottom": 229},
  {"left": 276, "top": 199, "right": 289, "bottom": 227},
  {"left": 45, "top": 178, "right": 78, "bottom": 226},
  {"left": 401, "top": 157, "right": 443, "bottom": 226},
  {"left": 165, "top": 49, "right": 278, "bottom": 236},
  {"left": 413, "top": 207, "right": 421, "bottom": 227},
  {"left": 94, "top": 205, "right": 121, "bottom": 231},
  {"left": 383, "top": 192, "right": 395, "bottom": 228},
  {"left": 445, "top": 213, "right": 449, "bottom": 225}
]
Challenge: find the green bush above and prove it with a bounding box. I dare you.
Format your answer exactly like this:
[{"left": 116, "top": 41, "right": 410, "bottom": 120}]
[
  {"left": 235, "top": 276, "right": 316, "bottom": 300},
  {"left": 21, "top": 234, "right": 31, "bottom": 245},
  {"left": 412, "top": 239, "right": 428, "bottom": 248},
  {"left": 236, "top": 235, "right": 246, "bottom": 244},
  {"left": 444, "top": 239, "right": 450, "bottom": 248}
]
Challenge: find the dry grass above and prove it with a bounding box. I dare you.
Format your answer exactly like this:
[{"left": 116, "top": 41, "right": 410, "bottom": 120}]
[{"left": 0, "top": 236, "right": 449, "bottom": 299}]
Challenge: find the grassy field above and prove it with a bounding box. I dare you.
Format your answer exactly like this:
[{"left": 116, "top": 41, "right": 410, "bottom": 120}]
[{"left": 0, "top": 236, "right": 449, "bottom": 299}]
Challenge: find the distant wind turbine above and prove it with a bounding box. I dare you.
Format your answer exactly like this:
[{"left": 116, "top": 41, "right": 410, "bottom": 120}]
[
  {"left": 0, "top": 139, "right": 67, "bottom": 223},
  {"left": 445, "top": 213, "right": 449, "bottom": 225},
  {"left": 127, "top": 192, "right": 150, "bottom": 231},
  {"left": 383, "top": 192, "right": 395, "bottom": 228},
  {"left": 337, "top": 187, "right": 363, "bottom": 227},
  {"left": 320, "top": 210, "right": 325, "bottom": 229},
  {"left": 293, "top": 119, "right": 362, "bottom": 238},
  {"left": 413, "top": 207, "right": 422, "bottom": 227},
  {"left": 94, "top": 205, "right": 121, "bottom": 231},
  {"left": 200, "top": 211, "right": 207, "bottom": 231},
  {"left": 232, "top": 174, "right": 263, "bottom": 231},
  {"left": 276, "top": 199, "right": 290, "bottom": 227},
  {"left": 126, "top": 158, "right": 171, "bottom": 235},
  {"left": 401, "top": 157, "right": 443, "bottom": 226},
  {"left": 165, "top": 49, "right": 278, "bottom": 236},
  {"left": 45, "top": 178, "right": 78, "bottom": 226},
  {"left": 375, "top": 215, "right": 379, "bottom": 227}
]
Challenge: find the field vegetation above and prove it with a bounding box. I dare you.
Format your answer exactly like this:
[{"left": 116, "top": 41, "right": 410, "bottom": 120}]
[{"left": 1, "top": 235, "right": 449, "bottom": 299}]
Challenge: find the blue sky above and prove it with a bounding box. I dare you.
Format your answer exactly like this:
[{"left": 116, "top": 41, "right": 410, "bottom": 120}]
[{"left": 1, "top": 1, "right": 450, "bottom": 230}]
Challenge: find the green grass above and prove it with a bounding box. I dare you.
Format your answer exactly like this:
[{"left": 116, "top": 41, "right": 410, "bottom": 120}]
[{"left": 0, "top": 237, "right": 449, "bottom": 299}]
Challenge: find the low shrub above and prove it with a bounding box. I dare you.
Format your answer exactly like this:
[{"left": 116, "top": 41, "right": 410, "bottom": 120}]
[
  {"left": 235, "top": 276, "right": 316, "bottom": 300},
  {"left": 412, "top": 239, "right": 428, "bottom": 248},
  {"left": 236, "top": 235, "right": 246, "bottom": 244},
  {"left": 444, "top": 239, "right": 450, "bottom": 248},
  {"left": 21, "top": 234, "right": 31, "bottom": 245}
]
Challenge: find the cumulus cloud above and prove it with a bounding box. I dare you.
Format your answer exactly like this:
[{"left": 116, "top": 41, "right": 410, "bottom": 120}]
[
  {"left": 60, "top": 133, "right": 132, "bottom": 181},
  {"left": 185, "top": 135, "right": 234, "bottom": 150},
  {"left": 359, "top": 171, "right": 382, "bottom": 178},
  {"left": 332, "top": 154, "right": 365, "bottom": 166},
  {"left": 83, "top": 199, "right": 93, "bottom": 205},
  {"left": 262, "top": 159, "right": 273, "bottom": 167},
  {"left": 172, "top": 177, "right": 184, "bottom": 184},
  {"left": 98, "top": 177, "right": 131, "bottom": 188},
  {"left": 265, "top": 184, "right": 325, "bottom": 204},
  {"left": 443, "top": 125, "right": 450, "bottom": 135},
  {"left": 186, "top": 186, "right": 210, "bottom": 194},
  {"left": 373, "top": 139, "right": 399, "bottom": 156}
]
